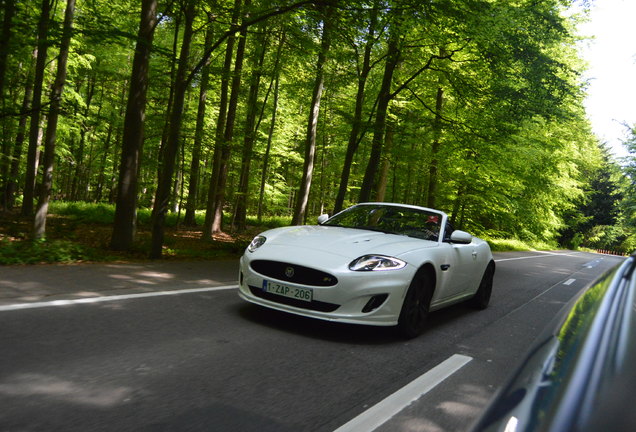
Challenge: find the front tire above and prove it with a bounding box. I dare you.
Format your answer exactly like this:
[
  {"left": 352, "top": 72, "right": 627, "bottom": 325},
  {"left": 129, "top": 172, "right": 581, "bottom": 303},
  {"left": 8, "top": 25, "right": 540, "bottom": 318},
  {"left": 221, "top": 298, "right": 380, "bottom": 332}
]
[
  {"left": 397, "top": 270, "right": 434, "bottom": 339},
  {"left": 470, "top": 263, "right": 494, "bottom": 310}
]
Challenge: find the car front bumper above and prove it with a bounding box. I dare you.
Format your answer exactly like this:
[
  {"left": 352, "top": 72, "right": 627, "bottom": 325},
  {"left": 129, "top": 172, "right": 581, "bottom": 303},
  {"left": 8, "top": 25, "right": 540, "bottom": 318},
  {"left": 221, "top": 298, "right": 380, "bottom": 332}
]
[{"left": 238, "top": 251, "right": 415, "bottom": 326}]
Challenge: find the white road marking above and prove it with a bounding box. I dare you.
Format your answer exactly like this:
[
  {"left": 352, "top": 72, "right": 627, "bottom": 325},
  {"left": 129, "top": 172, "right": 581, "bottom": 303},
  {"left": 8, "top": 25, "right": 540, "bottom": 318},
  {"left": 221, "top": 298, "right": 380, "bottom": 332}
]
[
  {"left": 0, "top": 285, "right": 238, "bottom": 312},
  {"left": 495, "top": 251, "right": 582, "bottom": 263},
  {"left": 583, "top": 259, "right": 603, "bottom": 268},
  {"left": 563, "top": 279, "right": 576, "bottom": 286},
  {"left": 333, "top": 354, "right": 472, "bottom": 432}
]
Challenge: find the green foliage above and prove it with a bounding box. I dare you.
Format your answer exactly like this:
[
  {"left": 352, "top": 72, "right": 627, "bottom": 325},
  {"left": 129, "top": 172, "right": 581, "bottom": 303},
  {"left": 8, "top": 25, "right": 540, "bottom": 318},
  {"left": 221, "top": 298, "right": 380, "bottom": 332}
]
[
  {"left": 486, "top": 237, "right": 559, "bottom": 253},
  {"left": 246, "top": 214, "right": 292, "bottom": 229},
  {"left": 47, "top": 202, "right": 211, "bottom": 228},
  {"left": 559, "top": 145, "right": 631, "bottom": 254},
  {"left": 1, "top": 0, "right": 627, "bottom": 257},
  {"left": 0, "top": 238, "right": 100, "bottom": 265},
  {"left": 51, "top": 201, "right": 116, "bottom": 224}
]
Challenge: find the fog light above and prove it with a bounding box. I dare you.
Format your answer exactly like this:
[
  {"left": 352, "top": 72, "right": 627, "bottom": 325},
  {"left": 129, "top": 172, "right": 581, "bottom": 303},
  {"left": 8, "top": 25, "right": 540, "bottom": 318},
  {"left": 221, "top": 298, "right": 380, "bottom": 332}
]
[{"left": 362, "top": 294, "right": 388, "bottom": 313}]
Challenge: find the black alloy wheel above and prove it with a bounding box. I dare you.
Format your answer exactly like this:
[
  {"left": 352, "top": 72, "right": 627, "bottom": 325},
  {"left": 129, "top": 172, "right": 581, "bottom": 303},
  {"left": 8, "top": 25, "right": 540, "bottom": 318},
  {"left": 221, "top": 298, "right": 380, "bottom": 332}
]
[
  {"left": 397, "top": 270, "right": 434, "bottom": 339},
  {"left": 470, "top": 263, "right": 494, "bottom": 310}
]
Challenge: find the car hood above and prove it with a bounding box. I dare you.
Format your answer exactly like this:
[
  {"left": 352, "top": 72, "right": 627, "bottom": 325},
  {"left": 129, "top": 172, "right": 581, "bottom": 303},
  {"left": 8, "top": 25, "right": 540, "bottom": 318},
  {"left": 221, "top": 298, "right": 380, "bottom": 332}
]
[{"left": 255, "top": 225, "right": 437, "bottom": 259}]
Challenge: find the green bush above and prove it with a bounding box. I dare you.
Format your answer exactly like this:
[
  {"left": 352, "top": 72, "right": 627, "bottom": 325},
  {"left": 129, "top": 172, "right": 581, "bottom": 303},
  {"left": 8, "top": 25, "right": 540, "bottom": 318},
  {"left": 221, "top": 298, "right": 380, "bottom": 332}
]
[
  {"left": 50, "top": 202, "right": 116, "bottom": 224},
  {"left": 486, "top": 237, "right": 557, "bottom": 252},
  {"left": 0, "top": 238, "right": 101, "bottom": 265},
  {"left": 246, "top": 214, "right": 292, "bottom": 229}
]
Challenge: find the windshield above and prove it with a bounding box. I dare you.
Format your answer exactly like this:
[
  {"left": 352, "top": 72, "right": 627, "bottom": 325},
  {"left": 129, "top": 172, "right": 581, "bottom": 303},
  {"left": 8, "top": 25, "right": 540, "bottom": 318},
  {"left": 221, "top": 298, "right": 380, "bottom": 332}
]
[{"left": 323, "top": 204, "right": 442, "bottom": 241}]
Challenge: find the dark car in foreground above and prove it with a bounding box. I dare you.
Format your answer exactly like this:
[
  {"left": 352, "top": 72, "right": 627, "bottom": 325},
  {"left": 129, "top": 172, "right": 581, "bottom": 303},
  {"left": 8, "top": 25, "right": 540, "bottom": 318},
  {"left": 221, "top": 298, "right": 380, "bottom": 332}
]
[{"left": 472, "top": 253, "right": 636, "bottom": 432}]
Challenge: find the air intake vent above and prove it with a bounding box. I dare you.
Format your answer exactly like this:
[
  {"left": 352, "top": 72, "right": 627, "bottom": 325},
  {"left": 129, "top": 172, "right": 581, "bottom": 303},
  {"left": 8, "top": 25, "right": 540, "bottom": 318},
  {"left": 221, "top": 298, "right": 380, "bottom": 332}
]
[{"left": 362, "top": 294, "right": 388, "bottom": 313}]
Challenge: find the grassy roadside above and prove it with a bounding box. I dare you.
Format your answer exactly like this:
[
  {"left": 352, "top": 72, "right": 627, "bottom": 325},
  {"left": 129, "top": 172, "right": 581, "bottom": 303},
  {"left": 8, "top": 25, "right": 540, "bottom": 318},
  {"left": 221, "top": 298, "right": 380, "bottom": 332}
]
[
  {"left": 0, "top": 203, "right": 267, "bottom": 265},
  {"left": 485, "top": 237, "right": 558, "bottom": 252},
  {"left": 1, "top": 202, "right": 554, "bottom": 265}
]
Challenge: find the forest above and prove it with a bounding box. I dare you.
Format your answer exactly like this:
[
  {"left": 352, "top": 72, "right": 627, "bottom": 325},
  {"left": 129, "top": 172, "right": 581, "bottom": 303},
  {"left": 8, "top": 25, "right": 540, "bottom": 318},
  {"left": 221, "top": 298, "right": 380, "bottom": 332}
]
[{"left": 0, "top": 0, "right": 635, "bottom": 261}]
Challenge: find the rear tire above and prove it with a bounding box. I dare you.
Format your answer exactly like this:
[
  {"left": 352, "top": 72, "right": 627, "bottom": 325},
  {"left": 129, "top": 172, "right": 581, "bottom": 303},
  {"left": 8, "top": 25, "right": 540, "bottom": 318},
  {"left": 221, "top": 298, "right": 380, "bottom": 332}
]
[
  {"left": 470, "top": 263, "right": 494, "bottom": 310},
  {"left": 397, "top": 270, "right": 434, "bottom": 339}
]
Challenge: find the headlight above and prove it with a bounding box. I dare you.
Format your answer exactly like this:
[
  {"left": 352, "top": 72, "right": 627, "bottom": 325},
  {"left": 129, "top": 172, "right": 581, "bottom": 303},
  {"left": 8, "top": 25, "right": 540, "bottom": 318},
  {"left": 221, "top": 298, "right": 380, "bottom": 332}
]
[
  {"left": 349, "top": 255, "right": 406, "bottom": 271},
  {"left": 247, "top": 235, "right": 266, "bottom": 252}
]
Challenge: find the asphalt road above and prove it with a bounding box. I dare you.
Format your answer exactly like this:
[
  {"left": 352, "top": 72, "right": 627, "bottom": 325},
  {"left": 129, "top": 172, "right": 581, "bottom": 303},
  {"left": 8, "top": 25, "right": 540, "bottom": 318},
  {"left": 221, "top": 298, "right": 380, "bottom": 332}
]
[{"left": 0, "top": 251, "right": 625, "bottom": 432}]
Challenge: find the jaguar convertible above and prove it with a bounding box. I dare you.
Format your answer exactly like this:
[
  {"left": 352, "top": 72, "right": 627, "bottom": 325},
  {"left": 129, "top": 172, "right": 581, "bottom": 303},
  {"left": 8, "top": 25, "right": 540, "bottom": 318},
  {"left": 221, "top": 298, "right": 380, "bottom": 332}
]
[{"left": 238, "top": 202, "right": 495, "bottom": 338}]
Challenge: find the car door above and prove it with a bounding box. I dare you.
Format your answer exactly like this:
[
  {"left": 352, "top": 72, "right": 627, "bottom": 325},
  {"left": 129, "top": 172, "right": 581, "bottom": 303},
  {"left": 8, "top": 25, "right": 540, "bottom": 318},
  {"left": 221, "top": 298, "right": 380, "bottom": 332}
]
[
  {"left": 446, "top": 241, "right": 477, "bottom": 296},
  {"left": 436, "top": 223, "right": 479, "bottom": 300}
]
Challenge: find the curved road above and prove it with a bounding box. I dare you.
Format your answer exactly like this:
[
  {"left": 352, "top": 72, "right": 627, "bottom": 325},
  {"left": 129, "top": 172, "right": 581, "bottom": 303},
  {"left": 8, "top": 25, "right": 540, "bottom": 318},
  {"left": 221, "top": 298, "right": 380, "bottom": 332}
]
[{"left": 0, "top": 251, "right": 624, "bottom": 431}]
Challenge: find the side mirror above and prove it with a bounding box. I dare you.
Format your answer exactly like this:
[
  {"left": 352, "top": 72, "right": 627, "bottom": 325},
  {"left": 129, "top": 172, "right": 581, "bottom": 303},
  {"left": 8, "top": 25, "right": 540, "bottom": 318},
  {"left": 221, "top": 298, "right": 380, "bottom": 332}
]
[
  {"left": 317, "top": 214, "right": 330, "bottom": 225},
  {"left": 450, "top": 230, "right": 473, "bottom": 244}
]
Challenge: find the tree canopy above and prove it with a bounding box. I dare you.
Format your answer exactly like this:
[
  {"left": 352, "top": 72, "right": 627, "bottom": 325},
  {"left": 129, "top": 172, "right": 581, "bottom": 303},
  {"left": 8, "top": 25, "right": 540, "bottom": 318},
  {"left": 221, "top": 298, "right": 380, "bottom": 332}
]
[{"left": 0, "top": 0, "right": 633, "bottom": 257}]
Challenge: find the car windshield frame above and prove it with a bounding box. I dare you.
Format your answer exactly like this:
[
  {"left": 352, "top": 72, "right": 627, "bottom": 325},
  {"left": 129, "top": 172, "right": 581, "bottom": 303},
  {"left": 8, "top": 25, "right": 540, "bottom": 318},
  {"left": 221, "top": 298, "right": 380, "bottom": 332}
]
[{"left": 323, "top": 204, "right": 444, "bottom": 242}]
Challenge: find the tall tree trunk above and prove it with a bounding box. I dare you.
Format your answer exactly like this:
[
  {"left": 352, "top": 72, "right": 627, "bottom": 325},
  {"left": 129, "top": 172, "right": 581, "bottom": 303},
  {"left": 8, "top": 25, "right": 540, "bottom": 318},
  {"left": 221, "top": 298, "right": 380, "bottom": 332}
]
[
  {"left": 202, "top": 0, "right": 241, "bottom": 239},
  {"left": 184, "top": 21, "right": 214, "bottom": 226},
  {"left": 33, "top": 0, "right": 75, "bottom": 239},
  {"left": 0, "top": 0, "right": 15, "bottom": 99},
  {"left": 426, "top": 85, "right": 444, "bottom": 209},
  {"left": 150, "top": 0, "right": 196, "bottom": 259},
  {"left": 209, "top": 0, "right": 250, "bottom": 234},
  {"left": 257, "top": 69, "right": 280, "bottom": 221},
  {"left": 358, "top": 28, "right": 400, "bottom": 203},
  {"left": 94, "top": 122, "right": 113, "bottom": 202},
  {"left": 450, "top": 183, "right": 466, "bottom": 227},
  {"left": 107, "top": 82, "right": 128, "bottom": 204},
  {"left": 0, "top": 0, "right": 15, "bottom": 210},
  {"left": 110, "top": 0, "right": 158, "bottom": 250},
  {"left": 333, "top": 3, "right": 378, "bottom": 214},
  {"left": 72, "top": 73, "right": 96, "bottom": 201},
  {"left": 21, "top": 0, "right": 52, "bottom": 217},
  {"left": 402, "top": 140, "right": 417, "bottom": 203},
  {"left": 157, "top": 11, "right": 181, "bottom": 184},
  {"left": 256, "top": 30, "right": 285, "bottom": 221},
  {"left": 292, "top": 5, "right": 333, "bottom": 225},
  {"left": 234, "top": 24, "right": 267, "bottom": 231},
  {"left": 375, "top": 120, "right": 394, "bottom": 202},
  {"left": 318, "top": 121, "right": 328, "bottom": 214},
  {"left": 4, "top": 50, "right": 34, "bottom": 210}
]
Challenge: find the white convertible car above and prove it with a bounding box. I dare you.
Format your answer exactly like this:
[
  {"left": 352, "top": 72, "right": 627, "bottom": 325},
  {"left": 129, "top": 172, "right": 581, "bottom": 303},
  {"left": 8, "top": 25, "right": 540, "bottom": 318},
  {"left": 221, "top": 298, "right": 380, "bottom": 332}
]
[{"left": 238, "top": 202, "right": 495, "bottom": 338}]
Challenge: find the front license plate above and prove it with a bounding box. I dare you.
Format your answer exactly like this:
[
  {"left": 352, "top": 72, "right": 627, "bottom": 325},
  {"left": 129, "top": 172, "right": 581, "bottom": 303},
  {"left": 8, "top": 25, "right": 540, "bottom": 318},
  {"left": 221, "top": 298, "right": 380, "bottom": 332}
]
[{"left": 262, "top": 280, "right": 313, "bottom": 302}]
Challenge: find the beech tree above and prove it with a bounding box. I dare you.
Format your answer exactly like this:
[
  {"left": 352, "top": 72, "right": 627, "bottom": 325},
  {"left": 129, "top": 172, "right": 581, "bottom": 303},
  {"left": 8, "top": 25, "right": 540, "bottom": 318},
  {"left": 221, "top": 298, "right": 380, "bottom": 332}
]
[
  {"left": 234, "top": 22, "right": 268, "bottom": 231},
  {"left": 333, "top": 1, "right": 380, "bottom": 214},
  {"left": 292, "top": 3, "right": 334, "bottom": 225},
  {"left": 21, "top": 0, "right": 52, "bottom": 217},
  {"left": 202, "top": 0, "right": 242, "bottom": 239},
  {"left": 1, "top": 0, "right": 626, "bottom": 252},
  {"left": 0, "top": 0, "right": 14, "bottom": 117},
  {"left": 207, "top": 0, "right": 250, "bottom": 235},
  {"left": 150, "top": 0, "right": 196, "bottom": 259},
  {"left": 183, "top": 20, "right": 214, "bottom": 226},
  {"left": 33, "top": 0, "right": 76, "bottom": 239},
  {"left": 110, "top": 0, "right": 158, "bottom": 251}
]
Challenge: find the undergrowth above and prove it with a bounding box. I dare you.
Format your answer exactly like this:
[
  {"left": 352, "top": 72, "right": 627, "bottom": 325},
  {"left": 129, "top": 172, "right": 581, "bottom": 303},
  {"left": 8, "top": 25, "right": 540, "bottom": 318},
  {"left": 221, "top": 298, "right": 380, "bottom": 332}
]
[
  {"left": 1, "top": 202, "right": 558, "bottom": 265},
  {"left": 0, "top": 238, "right": 100, "bottom": 265},
  {"left": 486, "top": 237, "right": 557, "bottom": 252},
  {"left": 1, "top": 203, "right": 291, "bottom": 265}
]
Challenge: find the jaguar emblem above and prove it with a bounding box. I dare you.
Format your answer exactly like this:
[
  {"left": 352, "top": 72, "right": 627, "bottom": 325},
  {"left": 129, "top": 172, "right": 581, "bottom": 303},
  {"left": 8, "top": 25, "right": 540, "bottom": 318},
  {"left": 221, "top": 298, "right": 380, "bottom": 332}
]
[{"left": 285, "top": 266, "right": 295, "bottom": 278}]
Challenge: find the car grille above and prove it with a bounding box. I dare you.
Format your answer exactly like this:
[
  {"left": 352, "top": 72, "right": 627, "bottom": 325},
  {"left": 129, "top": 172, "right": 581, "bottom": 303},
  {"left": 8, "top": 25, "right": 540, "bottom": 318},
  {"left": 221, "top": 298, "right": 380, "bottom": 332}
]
[
  {"left": 248, "top": 286, "right": 340, "bottom": 312},
  {"left": 249, "top": 260, "right": 338, "bottom": 287}
]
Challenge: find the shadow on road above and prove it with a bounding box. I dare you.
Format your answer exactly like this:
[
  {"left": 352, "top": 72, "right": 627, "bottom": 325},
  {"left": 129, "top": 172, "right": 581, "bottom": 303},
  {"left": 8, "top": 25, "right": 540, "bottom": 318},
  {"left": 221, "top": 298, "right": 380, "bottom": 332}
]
[{"left": 233, "top": 300, "right": 480, "bottom": 346}]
